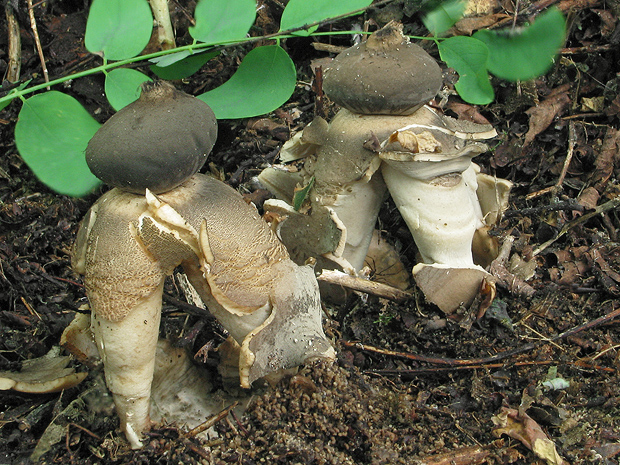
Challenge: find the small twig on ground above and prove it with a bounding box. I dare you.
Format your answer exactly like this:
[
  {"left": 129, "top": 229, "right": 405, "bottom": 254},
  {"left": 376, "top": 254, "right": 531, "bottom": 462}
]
[
  {"left": 503, "top": 200, "right": 585, "bottom": 218},
  {"left": 163, "top": 294, "right": 216, "bottom": 321},
  {"left": 317, "top": 269, "right": 413, "bottom": 301},
  {"left": 343, "top": 303, "right": 620, "bottom": 367},
  {"left": 532, "top": 195, "right": 620, "bottom": 256},
  {"left": 371, "top": 359, "right": 616, "bottom": 375},
  {"left": 489, "top": 236, "right": 536, "bottom": 299},
  {"left": 20, "top": 296, "right": 42, "bottom": 321},
  {"left": 187, "top": 402, "right": 238, "bottom": 438},
  {"left": 413, "top": 444, "right": 491, "bottom": 465},
  {"left": 526, "top": 121, "right": 577, "bottom": 200},
  {"left": 561, "top": 43, "right": 615, "bottom": 54},
  {"left": 230, "top": 408, "right": 250, "bottom": 436},
  {"left": 27, "top": 0, "right": 49, "bottom": 87},
  {"left": 5, "top": 3, "right": 21, "bottom": 82},
  {"left": 67, "top": 423, "right": 102, "bottom": 440}
]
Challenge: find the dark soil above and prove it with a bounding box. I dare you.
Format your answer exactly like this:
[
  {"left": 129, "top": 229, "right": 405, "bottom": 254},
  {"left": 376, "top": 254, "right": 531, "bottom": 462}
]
[{"left": 1, "top": 1, "right": 619, "bottom": 464}]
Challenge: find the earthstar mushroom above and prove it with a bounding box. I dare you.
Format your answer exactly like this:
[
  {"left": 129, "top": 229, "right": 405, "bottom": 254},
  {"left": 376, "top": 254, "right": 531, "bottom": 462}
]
[
  {"left": 264, "top": 22, "right": 445, "bottom": 277},
  {"left": 260, "top": 22, "right": 511, "bottom": 311},
  {"left": 73, "top": 82, "right": 334, "bottom": 448}
]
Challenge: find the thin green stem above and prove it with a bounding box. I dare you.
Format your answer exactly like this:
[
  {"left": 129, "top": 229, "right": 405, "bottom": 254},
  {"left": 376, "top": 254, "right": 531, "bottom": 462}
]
[{"left": 0, "top": 0, "right": 406, "bottom": 106}]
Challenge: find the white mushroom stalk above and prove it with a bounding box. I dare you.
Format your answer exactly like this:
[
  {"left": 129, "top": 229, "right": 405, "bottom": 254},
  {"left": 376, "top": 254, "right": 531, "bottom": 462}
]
[{"left": 73, "top": 82, "right": 334, "bottom": 448}]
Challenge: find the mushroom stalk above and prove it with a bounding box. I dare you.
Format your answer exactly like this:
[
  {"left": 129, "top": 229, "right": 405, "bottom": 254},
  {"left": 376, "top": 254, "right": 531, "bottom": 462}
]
[
  {"left": 376, "top": 113, "right": 501, "bottom": 312},
  {"left": 381, "top": 163, "right": 483, "bottom": 266}
]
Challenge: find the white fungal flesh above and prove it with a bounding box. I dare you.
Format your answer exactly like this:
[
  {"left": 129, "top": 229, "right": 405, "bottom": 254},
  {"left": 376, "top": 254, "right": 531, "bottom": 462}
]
[
  {"left": 381, "top": 163, "right": 483, "bottom": 267},
  {"left": 326, "top": 167, "right": 386, "bottom": 271}
]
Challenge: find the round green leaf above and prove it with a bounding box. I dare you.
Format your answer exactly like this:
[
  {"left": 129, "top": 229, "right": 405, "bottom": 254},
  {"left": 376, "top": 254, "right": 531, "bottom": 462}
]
[
  {"left": 150, "top": 50, "right": 219, "bottom": 80},
  {"left": 438, "top": 36, "right": 494, "bottom": 105},
  {"left": 473, "top": 7, "right": 565, "bottom": 81},
  {"left": 280, "top": 0, "right": 373, "bottom": 36},
  {"left": 198, "top": 45, "right": 296, "bottom": 120},
  {"left": 190, "top": 0, "right": 256, "bottom": 44},
  {"left": 15, "top": 92, "right": 102, "bottom": 197},
  {"left": 105, "top": 68, "right": 152, "bottom": 111},
  {"left": 422, "top": 0, "right": 466, "bottom": 36},
  {"left": 85, "top": 0, "right": 153, "bottom": 61}
]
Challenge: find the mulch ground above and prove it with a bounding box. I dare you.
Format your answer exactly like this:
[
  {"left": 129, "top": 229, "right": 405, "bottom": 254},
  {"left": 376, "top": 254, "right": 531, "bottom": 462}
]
[{"left": 1, "top": 0, "right": 619, "bottom": 464}]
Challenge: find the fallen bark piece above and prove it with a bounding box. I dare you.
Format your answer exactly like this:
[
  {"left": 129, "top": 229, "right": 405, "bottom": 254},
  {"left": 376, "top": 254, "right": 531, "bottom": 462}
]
[{"left": 317, "top": 269, "right": 413, "bottom": 301}]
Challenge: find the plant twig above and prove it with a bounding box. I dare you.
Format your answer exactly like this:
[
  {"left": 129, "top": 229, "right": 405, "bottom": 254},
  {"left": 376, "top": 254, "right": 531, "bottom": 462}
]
[
  {"left": 370, "top": 358, "right": 616, "bottom": 375},
  {"left": 532, "top": 195, "right": 620, "bottom": 256},
  {"left": 27, "top": 0, "right": 49, "bottom": 88},
  {"left": 187, "top": 402, "right": 238, "bottom": 437},
  {"left": 488, "top": 236, "right": 536, "bottom": 299},
  {"left": 526, "top": 121, "right": 577, "bottom": 199},
  {"left": 317, "top": 269, "right": 413, "bottom": 301},
  {"left": 503, "top": 200, "right": 585, "bottom": 218},
  {"left": 5, "top": 3, "right": 21, "bottom": 83},
  {"left": 149, "top": 0, "right": 176, "bottom": 50}
]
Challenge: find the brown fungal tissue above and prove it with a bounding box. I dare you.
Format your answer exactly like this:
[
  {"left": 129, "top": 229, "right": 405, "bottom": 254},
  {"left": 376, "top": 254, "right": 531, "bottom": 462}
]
[
  {"left": 259, "top": 21, "right": 512, "bottom": 311},
  {"left": 70, "top": 81, "right": 334, "bottom": 448}
]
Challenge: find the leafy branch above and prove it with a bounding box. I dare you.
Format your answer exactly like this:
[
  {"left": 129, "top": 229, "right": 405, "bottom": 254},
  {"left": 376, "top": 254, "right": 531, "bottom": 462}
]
[{"left": 4, "top": 0, "right": 565, "bottom": 197}]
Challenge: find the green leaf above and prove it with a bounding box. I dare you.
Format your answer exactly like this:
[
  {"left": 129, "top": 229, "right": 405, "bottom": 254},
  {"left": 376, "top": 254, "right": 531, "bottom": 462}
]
[
  {"left": 85, "top": 0, "right": 153, "bottom": 61},
  {"left": 15, "top": 92, "right": 102, "bottom": 197},
  {"left": 438, "top": 36, "right": 494, "bottom": 105},
  {"left": 150, "top": 50, "right": 193, "bottom": 68},
  {"left": 422, "top": 0, "right": 466, "bottom": 36},
  {"left": 198, "top": 45, "right": 296, "bottom": 119},
  {"left": 190, "top": 0, "right": 256, "bottom": 44},
  {"left": 473, "top": 7, "right": 565, "bottom": 81},
  {"left": 151, "top": 50, "right": 219, "bottom": 80},
  {"left": 293, "top": 176, "right": 314, "bottom": 211},
  {"left": 280, "top": 0, "right": 372, "bottom": 36},
  {"left": 105, "top": 68, "right": 152, "bottom": 111}
]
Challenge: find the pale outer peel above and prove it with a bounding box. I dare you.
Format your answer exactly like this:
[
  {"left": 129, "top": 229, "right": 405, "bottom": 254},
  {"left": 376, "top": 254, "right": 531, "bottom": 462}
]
[
  {"left": 412, "top": 262, "right": 489, "bottom": 312},
  {"left": 311, "top": 109, "right": 457, "bottom": 272},
  {"left": 241, "top": 261, "right": 336, "bottom": 387},
  {"left": 150, "top": 175, "right": 334, "bottom": 388}
]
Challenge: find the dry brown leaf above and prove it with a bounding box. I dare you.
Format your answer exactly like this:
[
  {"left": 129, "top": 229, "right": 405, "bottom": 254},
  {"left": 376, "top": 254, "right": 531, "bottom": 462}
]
[
  {"left": 604, "top": 95, "right": 620, "bottom": 119},
  {"left": 591, "top": 127, "right": 620, "bottom": 189},
  {"left": 453, "top": 13, "right": 506, "bottom": 34},
  {"left": 592, "top": 9, "right": 617, "bottom": 36},
  {"left": 523, "top": 89, "right": 571, "bottom": 146},
  {"left": 577, "top": 186, "right": 600, "bottom": 210},
  {"left": 446, "top": 101, "right": 492, "bottom": 125},
  {"left": 587, "top": 246, "right": 620, "bottom": 294},
  {"left": 492, "top": 407, "right": 569, "bottom": 465}
]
